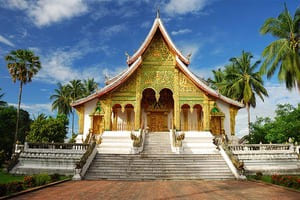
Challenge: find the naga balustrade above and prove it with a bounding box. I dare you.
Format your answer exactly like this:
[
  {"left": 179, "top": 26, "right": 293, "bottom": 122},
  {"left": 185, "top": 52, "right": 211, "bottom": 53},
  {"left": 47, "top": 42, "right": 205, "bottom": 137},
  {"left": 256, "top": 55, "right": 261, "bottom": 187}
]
[
  {"left": 228, "top": 144, "right": 297, "bottom": 154},
  {"left": 26, "top": 142, "right": 89, "bottom": 151}
]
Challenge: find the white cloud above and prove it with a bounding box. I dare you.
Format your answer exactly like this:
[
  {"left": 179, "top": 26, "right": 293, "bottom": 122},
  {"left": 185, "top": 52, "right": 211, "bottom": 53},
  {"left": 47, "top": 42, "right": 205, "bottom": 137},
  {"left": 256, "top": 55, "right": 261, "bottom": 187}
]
[
  {"left": 140, "top": 21, "right": 151, "bottom": 29},
  {"left": 163, "top": 0, "right": 210, "bottom": 16},
  {"left": 171, "top": 28, "right": 192, "bottom": 36},
  {"left": 178, "top": 42, "right": 200, "bottom": 61},
  {"left": 36, "top": 40, "right": 109, "bottom": 84},
  {"left": 100, "top": 24, "right": 127, "bottom": 36},
  {"left": 8, "top": 102, "right": 53, "bottom": 117},
  {"left": 3, "top": 0, "right": 28, "bottom": 10},
  {"left": 0, "top": 34, "right": 15, "bottom": 47},
  {"left": 235, "top": 84, "right": 300, "bottom": 138},
  {"left": 1, "top": 0, "right": 88, "bottom": 27},
  {"left": 37, "top": 50, "right": 103, "bottom": 84}
]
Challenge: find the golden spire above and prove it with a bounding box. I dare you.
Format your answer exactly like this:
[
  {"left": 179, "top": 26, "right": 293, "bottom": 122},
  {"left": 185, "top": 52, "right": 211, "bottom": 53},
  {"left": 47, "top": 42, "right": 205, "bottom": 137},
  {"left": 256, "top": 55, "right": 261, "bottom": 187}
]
[{"left": 156, "top": 6, "right": 160, "bottom": 18}]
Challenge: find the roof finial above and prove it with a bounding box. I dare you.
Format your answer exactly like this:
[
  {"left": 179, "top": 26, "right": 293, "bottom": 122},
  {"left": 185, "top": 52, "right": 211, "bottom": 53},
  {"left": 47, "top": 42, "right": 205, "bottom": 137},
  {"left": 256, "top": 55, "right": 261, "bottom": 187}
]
[
  {"left": 187, "top": 53, "right": 192, "bottom": 61},
  {"left": 125, "top": 51, "right": 130, "bottom": 60},
  {"left": 156, "top": 6, "right": 160, "bottom": 18}
]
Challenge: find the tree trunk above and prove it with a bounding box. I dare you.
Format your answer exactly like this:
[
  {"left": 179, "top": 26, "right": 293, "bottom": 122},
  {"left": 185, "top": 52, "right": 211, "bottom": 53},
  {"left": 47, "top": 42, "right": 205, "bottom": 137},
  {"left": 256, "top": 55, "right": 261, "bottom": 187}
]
[
  {"left": 12, "top": 81, "right": 23, "bottom": 155},
  {"left": 72, "top": 109, "right": 74, "bottom": 134},
  {"left": 246, "top": 103, "right": 250, "bottom": 134}
]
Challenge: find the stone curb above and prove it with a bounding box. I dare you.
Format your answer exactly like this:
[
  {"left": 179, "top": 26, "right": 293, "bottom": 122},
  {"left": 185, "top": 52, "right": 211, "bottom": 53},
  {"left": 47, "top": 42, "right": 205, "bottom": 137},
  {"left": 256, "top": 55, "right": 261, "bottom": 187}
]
[
  {"left": 0, "top": 178, "right": 71, "bottom": 200},
  {"left": 248, "top": 179, "right": 300, "bottom": 193}
]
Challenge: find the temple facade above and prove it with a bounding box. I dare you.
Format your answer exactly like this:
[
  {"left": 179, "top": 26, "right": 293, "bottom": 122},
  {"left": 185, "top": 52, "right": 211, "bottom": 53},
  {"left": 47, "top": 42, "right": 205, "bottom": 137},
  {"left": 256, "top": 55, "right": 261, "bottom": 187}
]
[{"left": 72, "top": 15, "right": 243, "bottom": 142}]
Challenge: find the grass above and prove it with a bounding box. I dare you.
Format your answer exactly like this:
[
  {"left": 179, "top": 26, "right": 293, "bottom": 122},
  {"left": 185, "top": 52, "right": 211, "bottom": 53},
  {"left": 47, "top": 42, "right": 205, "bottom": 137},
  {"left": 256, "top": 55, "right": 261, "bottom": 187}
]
[{"left": 0, "top": 169, "right": 24, "bottom": 184}]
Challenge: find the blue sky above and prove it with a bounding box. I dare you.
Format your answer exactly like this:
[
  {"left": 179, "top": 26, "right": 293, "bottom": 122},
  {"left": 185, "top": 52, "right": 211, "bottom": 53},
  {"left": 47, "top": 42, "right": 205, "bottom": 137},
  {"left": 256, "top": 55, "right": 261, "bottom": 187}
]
[{"left": 0, "top": 0, "right": 299, "bottom": 137}]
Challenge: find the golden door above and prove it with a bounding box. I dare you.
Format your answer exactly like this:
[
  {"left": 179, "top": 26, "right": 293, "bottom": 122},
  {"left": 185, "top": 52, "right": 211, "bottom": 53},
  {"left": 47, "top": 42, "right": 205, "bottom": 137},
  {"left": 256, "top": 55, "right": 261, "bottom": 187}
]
[
  {"left": 210, "top": 116, "right": 221, "bottom": 135},
  {"left": 93, "top": 116, "right": 102, "bottom": 134},
  {"left": 149, "top": 112, "right": 168, "bottom": 132}
]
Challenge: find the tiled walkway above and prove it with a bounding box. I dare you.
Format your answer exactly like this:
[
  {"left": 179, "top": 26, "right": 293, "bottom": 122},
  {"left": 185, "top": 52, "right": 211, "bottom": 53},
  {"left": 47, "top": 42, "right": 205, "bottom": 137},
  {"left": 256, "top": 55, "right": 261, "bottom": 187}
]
[{"left": 14, "top": 180, "right": 300, "bottom": 200}]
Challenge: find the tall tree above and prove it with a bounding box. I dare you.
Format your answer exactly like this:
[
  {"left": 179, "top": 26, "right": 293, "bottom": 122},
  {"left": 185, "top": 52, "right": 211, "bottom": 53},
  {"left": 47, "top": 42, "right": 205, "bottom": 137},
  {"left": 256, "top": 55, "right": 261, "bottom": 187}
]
[
  {"left": 50, "top": 83, "right": 72, "bottom": 115},
  {"left": 67, "top": 80, "right": 84, "bottom": 134},
  {"left": 260, "top": 4, "right": 300, "bottom": 90},
  {"left": 227, "top": 51, "right": 268, "bottom": 133},
  {"left": 0, "top": 88, "right": 7, "bottom": 106},
  {"left": 5, "top": 49, "right": 41, "bottom": 153},
  {"left": 210, "top": 51, "right": 268, "bottom": 133},
  {"left": 83, "top": 78, "right": 98, "bottom": 96}
]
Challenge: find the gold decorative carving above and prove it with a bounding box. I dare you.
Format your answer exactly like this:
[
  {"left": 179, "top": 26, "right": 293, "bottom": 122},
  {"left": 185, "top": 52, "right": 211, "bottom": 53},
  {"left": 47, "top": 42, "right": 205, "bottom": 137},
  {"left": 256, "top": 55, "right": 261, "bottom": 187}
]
[
  {"left": 179, "top": 72, "right": 203, "bottom": 96},
  {"left": 143, "top": 31, "right": 174, "bottom": 63},
  {"left": 142, "top": 70, "right": 174, "bottom": 91},
  {"left": 230, "top": 106, "right": 239, "bottom": 136}
]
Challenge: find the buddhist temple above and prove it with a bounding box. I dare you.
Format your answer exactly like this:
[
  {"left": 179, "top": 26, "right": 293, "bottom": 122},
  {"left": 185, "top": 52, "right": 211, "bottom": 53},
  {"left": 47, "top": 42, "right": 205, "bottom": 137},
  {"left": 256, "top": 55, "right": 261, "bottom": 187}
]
[{"left": 71, "top": 13, "right": 244, "bottom": 144}]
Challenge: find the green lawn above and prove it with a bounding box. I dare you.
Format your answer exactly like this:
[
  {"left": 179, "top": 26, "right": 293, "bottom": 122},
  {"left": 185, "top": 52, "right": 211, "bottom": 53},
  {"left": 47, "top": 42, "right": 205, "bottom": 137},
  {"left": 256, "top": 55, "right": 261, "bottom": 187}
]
[{"left": 0, "top": 169, "right": 24, "bottom": 184}]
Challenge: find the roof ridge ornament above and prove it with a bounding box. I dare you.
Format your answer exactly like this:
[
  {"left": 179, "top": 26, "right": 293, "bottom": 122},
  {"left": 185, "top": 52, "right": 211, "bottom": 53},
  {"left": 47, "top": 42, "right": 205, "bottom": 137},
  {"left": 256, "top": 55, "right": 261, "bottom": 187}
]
[
  {"left": 125, "top": 51, "right": 130, "bottom": 60},
  {"left": 156, "top": 6, "right": 160, "bottom": 18},
  {"left": 187, "top": 53, "right": 192, "bottom": 61}
]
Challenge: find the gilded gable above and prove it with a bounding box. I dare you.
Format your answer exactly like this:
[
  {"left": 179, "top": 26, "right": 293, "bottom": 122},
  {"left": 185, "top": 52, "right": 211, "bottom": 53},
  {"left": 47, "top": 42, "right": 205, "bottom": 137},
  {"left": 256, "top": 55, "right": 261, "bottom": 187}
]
[
  {"left": 179, "top": 72, "right": 204, "bottom": 97},
  {"left": 142, "top": 31, "right": 174, "bottom": 64}
]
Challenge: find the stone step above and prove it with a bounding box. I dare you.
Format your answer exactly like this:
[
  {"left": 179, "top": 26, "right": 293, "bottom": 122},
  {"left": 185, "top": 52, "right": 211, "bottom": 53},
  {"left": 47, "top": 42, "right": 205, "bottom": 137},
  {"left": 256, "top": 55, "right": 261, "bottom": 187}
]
[{"left": 85, "top": 174, "right": 234, "bottom": 180}]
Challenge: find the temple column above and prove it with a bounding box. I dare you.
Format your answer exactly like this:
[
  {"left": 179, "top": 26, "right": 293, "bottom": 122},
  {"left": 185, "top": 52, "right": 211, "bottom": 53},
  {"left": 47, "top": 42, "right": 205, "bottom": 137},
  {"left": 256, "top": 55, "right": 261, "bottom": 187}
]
[
  {"left": 104, "top": 99, "right": 112, "bottom": 131},
  {"left": 135, "top": 69, "right": 141, "bottom": 130},
  {"left": 230, "top": 106, "right": 239, "bottom": 135},
  {"left": 174, "top": 68, "right": 180, "bottom": 130},
  {"left": 203, "top": 99, "right": 210, "bottom": 131},
  {"left": 134, "top": 98, "right": 141, "bottom": 130}
]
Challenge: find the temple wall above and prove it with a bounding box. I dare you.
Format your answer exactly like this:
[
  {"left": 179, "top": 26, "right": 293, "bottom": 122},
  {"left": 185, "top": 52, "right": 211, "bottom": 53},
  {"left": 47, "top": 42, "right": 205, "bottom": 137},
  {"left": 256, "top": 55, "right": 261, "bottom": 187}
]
[
  {"left": 83, "top": 98, "right": 98, "bottom": 140},
  {"left": 216, "top": 100, "right": 230, "bottom": 136}
]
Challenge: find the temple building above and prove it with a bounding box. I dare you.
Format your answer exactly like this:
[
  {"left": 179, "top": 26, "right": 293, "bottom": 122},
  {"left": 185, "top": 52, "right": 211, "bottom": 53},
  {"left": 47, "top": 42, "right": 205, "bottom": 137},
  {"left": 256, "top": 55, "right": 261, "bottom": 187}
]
[{"left": 72, "top": 13, "right": 244, "bottom": 143}]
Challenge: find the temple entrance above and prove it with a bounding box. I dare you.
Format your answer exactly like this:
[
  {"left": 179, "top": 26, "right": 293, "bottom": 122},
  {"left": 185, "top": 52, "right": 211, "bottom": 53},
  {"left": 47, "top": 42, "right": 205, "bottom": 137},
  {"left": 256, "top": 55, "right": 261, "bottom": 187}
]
[
  {"left": 210, "top": 116, "right": 222, "bottom": 135},
  {"left": 92, "top": 115, "right": 103, "bottom": 134},
  {"left": 141, "top": 88, "right": 174, "bottom": 132}
]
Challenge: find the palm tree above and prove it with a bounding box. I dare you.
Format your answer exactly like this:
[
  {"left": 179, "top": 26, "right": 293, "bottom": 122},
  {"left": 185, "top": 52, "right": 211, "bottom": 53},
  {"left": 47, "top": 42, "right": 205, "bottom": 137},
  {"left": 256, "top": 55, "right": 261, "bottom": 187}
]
[
  {"left": 5, "top": 49, "right": 41, "bottom": 153},
  {"left": 260, "top": 4, "right": 300, "bottom": 90},
  {"left": 0, "top": 88, "right": 7, "bottom": 106},
  {"left": 50, "top": 83, "right": 72, "bottom": 115},
  {"left": 83, "top": 78, "right": 98, "bottom": 96},
  {"left": 227, "top": 51, "right": 268, "bottom": 133},
  {"left": 207, "top": 69, "right": 226, "bottom": 90},
  {"left": 67, "top": 80, "right": 84, "bottom": 134}
]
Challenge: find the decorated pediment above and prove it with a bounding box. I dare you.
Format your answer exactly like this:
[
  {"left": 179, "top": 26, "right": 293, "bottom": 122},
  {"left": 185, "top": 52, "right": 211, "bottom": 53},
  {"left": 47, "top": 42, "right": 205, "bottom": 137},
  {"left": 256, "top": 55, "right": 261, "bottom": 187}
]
[
  {"left": 142, "top": 31, "right": 174, "bottom": 64},
  {"left": 92, "top": 101, "right": 105, "bottom": 115},
  {"left": 211, "top": 103, "right": 225, "bottom": 117}
]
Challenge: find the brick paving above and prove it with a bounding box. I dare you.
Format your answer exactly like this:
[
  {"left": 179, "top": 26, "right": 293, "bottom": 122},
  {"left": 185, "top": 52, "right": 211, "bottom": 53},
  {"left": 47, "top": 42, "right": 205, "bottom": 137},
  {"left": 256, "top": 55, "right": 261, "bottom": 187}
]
[{"left": 13, "top": 180, "right": 300, "bottom": 200}]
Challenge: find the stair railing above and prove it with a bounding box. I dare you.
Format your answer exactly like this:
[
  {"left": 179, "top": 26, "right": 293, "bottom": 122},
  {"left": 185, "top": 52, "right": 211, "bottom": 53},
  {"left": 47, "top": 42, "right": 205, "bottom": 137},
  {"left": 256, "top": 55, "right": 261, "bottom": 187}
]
[
  {"left": 214, "top": 135, "right": 245, "bottom": 179},
  {"left": 73, "top": 141, "right": 97, "bottom": 180}
]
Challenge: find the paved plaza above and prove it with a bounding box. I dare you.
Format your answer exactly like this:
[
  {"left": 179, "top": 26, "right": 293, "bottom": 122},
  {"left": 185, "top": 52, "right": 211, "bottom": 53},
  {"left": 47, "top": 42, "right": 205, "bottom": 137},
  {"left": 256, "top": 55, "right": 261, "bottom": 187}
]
[{"left": 13, "top": 180, "right": 300, "bottom": 200}]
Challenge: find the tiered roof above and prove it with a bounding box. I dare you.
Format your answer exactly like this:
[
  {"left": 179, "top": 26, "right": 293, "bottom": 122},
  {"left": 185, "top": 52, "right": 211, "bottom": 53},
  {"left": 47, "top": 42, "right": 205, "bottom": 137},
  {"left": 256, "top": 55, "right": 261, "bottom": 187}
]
[{"left": 72, "top": 14, "right": 243, "bottom": 108}]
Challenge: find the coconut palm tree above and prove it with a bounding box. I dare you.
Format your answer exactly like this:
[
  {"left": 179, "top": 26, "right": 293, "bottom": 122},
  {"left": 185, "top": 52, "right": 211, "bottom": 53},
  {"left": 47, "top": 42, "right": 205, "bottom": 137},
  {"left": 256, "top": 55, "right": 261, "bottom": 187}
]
[
  {"left": 50, "top": 83, "right": 72, "bottom": 116},
  {"left": 227, "top": 51, "right": 268, "bottom": 133},
  {"left": 83, "top": 78, "right": 98, "bottom": 96},
  {"left": 0, "top": 88, "right": 7, "bottom": 106},
  {"left": 5, "top": 49, "right": 41, "bottom": 153},
  {"left": 260, "top": 4, "right": 300, "bottom": 90},
  {"left": 67, "top": 80, "right": 84, "bottom": 134}
]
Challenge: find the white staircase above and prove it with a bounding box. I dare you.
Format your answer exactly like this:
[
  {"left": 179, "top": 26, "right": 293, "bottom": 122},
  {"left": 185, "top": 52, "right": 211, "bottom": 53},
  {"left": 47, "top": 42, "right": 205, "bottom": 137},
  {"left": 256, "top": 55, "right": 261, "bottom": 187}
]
[
  {"left": 182, "top": 131, "right": 219, "bottom": 154},
  {"left": 84, "top": 132, "right": 235, "bottom": 180},
  {"left": 143, "top": 132, "right": 173, "bottom": 154},
  {"left": 97, "top": 131, "right": 133, "bottom": 154}
]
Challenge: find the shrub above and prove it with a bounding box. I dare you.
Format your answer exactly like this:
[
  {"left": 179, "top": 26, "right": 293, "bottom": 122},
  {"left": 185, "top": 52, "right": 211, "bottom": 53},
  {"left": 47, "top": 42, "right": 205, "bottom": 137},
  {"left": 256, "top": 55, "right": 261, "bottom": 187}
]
[
  {"left": 33, "top": 174, "right": 51, "bottom": 186},
  {"left": 0, "top": 184, "right": 7, "bottom": 196},
  {"left": 6, "top": 181, "right": 23, "bottom": 194},
  {"left": 255, "top": 172, "right": 263, "bottom": 180},
  {"left": 50, "top": 173, "right": 60, "bottom": 182},
  {"left": 271, "top": 174, "right": 300, "bottom": 189},
  {"left": 23, "top": 176, "right": 34, "bottom": 188}
]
